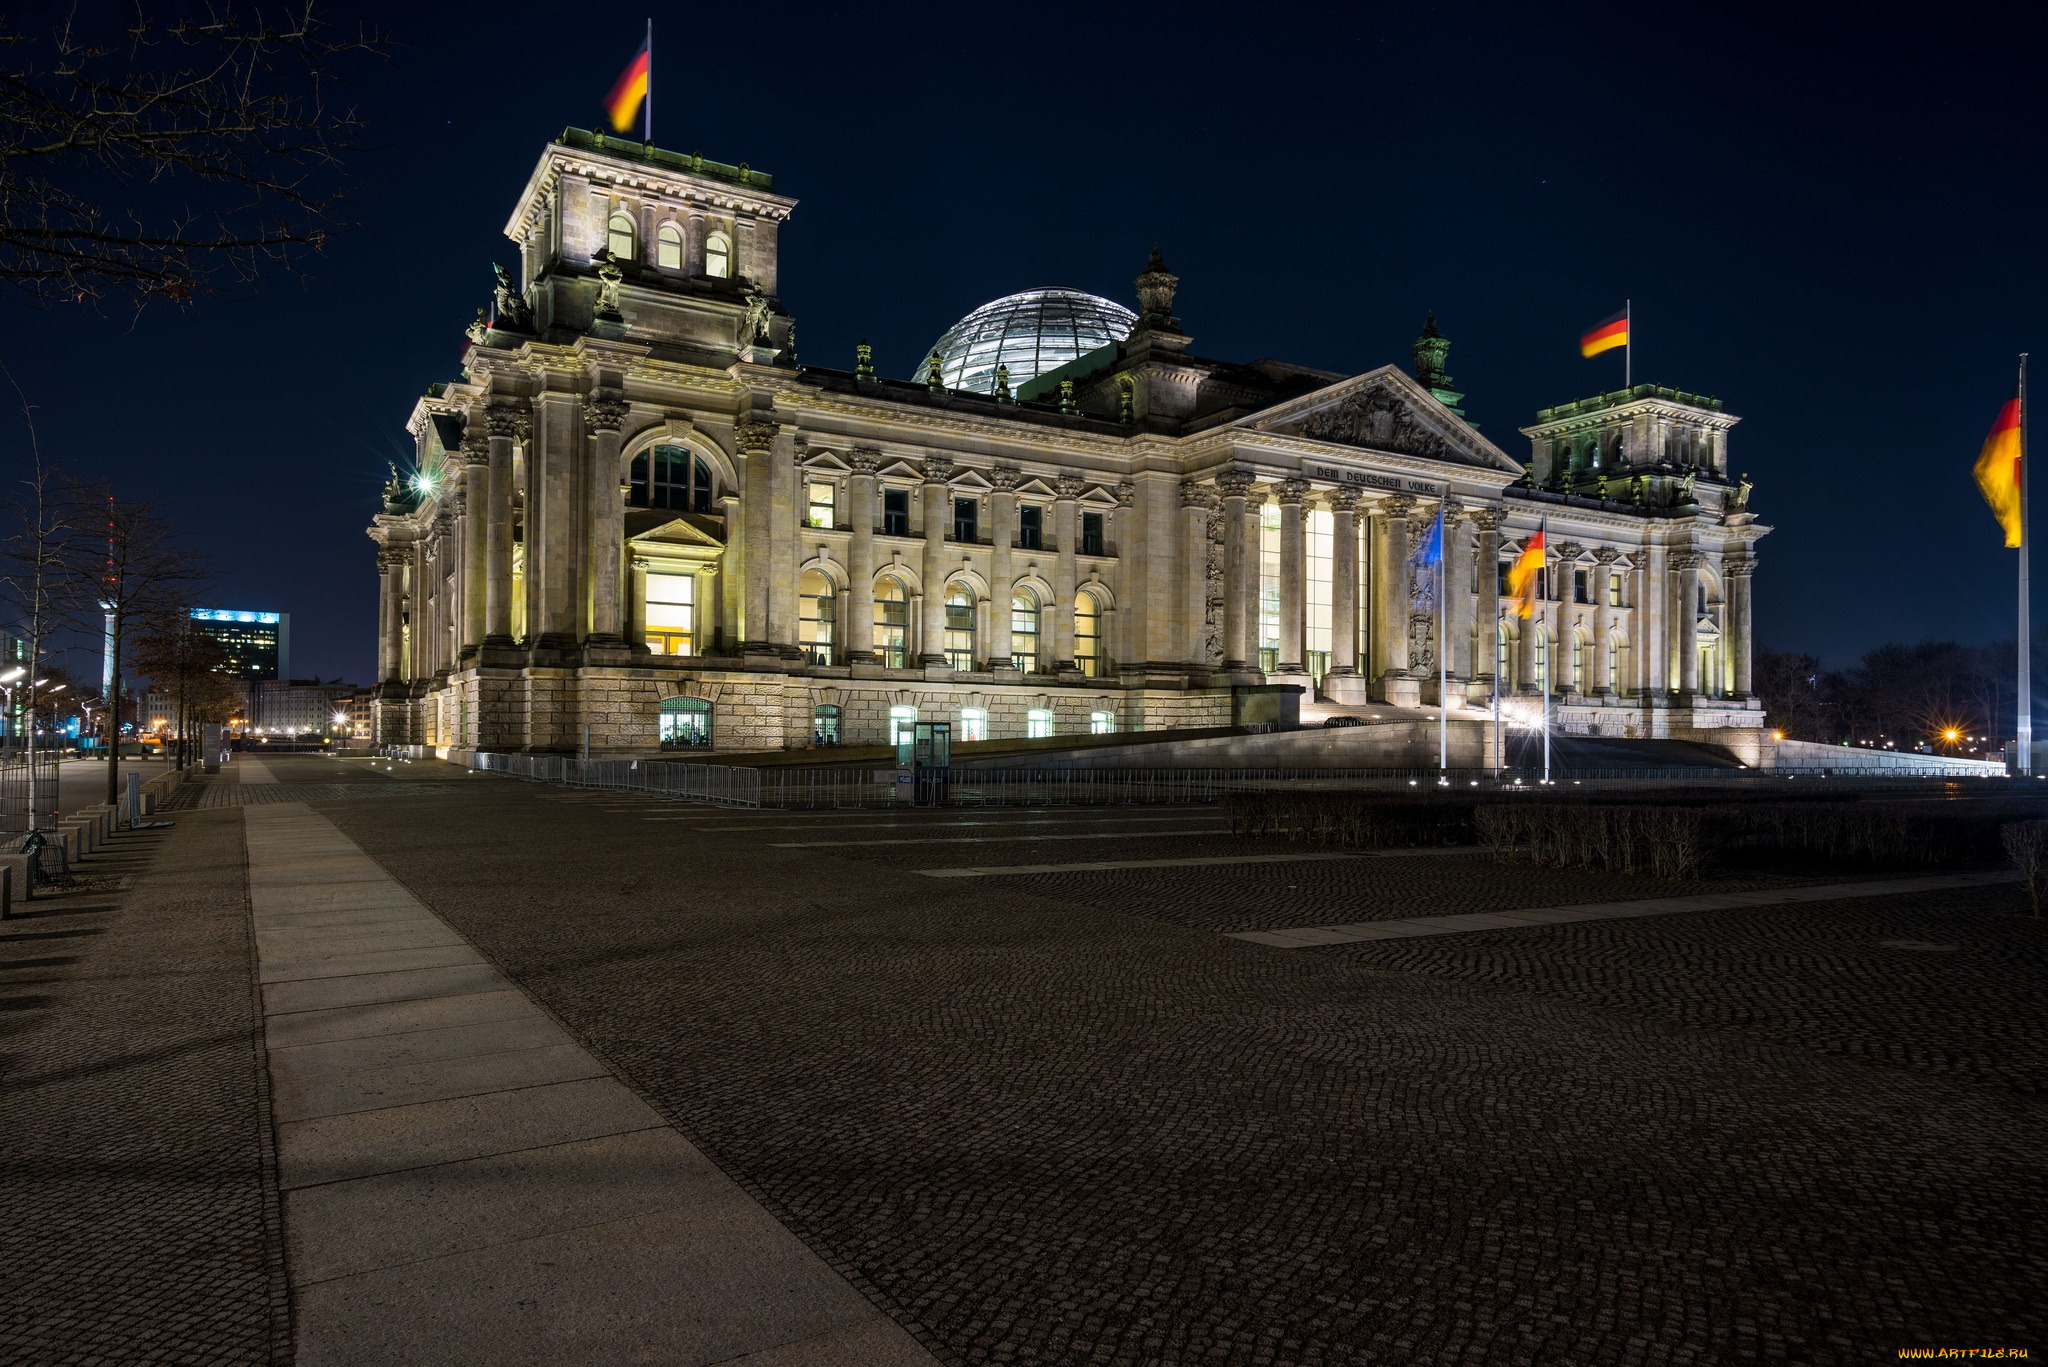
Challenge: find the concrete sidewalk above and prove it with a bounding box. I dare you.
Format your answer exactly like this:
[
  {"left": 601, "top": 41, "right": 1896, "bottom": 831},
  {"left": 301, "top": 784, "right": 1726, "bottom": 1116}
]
[{"left": 245, "top": 802, "right": 935, "bottom": 1367}]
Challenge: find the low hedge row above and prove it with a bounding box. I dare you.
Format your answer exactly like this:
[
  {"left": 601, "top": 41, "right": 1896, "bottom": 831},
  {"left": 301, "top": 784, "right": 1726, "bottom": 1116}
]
[{"left": 1227, "top": 790, "right": 2039, "bottom": 878}]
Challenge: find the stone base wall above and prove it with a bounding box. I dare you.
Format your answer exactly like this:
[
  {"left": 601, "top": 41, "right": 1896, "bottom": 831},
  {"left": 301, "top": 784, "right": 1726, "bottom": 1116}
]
[{"left": 420, "top": 662, "right": 1237, "bottom": 756}]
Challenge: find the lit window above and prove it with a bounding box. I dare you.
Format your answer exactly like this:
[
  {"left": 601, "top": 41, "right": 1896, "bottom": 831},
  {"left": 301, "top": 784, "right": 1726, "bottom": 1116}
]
[
  {"left": 1609, "top": 572, "right": 1623, "bottom": 607},
  {"left": 1608, "top": 636, "right": 1620, "bottom": 687},
  {"left": 705, "top": 231, "right": 731, "bottom": 278},
  {"left": 645, "top": 572, "right": 693, "bottom": 656},
  {"left": 608, "top": 212, "right": 635, "bottom": 261},
  {"left": 874, "top": 577, "right": 909, "bottom": 669},
  {"left": 799, "top": 570, "right": 835, "bottom": 666},
  {"left": 658, "top": 696, "right": 710, "bottom": 749},
  {"left": 812, "top": 704, "right": 840, "bottom": 746},
  {"left": 1075, "top": 591, "right": 1102, "bottom": 677},
  {"left": 1572, "top": 634, "right": 1585, "bottom": 687},
  {"left": 1306, "top": 508, "right": 1332, "bottom": 683},
  {"left": 960, "top": 707, "right": 987, "bottom": 742},
  {"left": 1090, "top": 710, "right": 1115, "bottom": 735},
  {"left": 889, "top": 704, "right": 917, "bottom": 764},
  {"left": 1010, "top": 590, "right": 1039, "bottom": 673},
  {"left": 656, "top": 223, "right": 683, "bottom": 269},
  {"left": 943, "top": 583, "right": 975, "bottom": 671},
  {"left": 882, "top": 488, "right": 910, "bottom": 536},
  {"left": 1027, "top": 708, "right": 1054, "bottom": 739},
  {"left": 808, "top": 480, "right": 836, "bottom": 529}
]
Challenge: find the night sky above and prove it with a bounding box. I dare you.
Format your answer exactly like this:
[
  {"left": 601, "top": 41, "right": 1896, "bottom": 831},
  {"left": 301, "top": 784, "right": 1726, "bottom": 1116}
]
[{"left": 7, "top": 2, "right": 2044, "bottom": 684}]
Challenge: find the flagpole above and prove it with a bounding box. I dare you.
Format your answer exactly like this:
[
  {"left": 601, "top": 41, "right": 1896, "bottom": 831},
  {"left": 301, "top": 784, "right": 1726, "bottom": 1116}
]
[
  {"left": 644, "top": 17, "right": 653, "bottom": 142},
  {"left": 1542, "top": 520, "right": 1552, "bottom": 783},
  {"left": 1438, "top": 499, "right": 1449, "bottom": 777},
  {"left": 1625, "top": 298, "right": 1632, "bottom": 390},
  {"left": 2021, "top": 352, "right": 2032, "bottom": 776}
]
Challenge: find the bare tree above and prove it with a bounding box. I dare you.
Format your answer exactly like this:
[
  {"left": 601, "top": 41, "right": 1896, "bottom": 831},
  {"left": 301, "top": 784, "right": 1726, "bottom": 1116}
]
[
  {"left": 132, "top": 615, "right": 234, "bottom": 770},
  {"left": 63, "top": 487, "right": 207, "bottom": 806},
  {"left": 0, "top": 4, "right": 391, "bottom": 309},
  {"left": 0, "top": 365, "right": 76, "bottom": 833}
]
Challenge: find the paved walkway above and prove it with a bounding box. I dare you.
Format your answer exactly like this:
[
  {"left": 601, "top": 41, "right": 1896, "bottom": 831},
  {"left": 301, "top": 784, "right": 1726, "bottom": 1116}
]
[
  {"left": 244, "top": 802, "right": 934, "bottom": 1366},
  {"left": 1227, "top": 868, "right": 2027, "bottom": 947}
]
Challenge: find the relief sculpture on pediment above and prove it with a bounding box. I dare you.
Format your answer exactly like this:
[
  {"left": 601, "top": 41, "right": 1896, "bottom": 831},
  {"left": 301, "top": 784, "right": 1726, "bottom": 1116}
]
[{"left": 1294, "top": 388, "right": 1450, "bottom": 461}]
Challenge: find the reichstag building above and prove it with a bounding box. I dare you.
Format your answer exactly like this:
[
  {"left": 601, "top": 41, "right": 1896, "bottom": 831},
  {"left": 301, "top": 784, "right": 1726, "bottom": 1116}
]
[{"left": 369, "top": 129, "right": 1768, "bottom": 758}]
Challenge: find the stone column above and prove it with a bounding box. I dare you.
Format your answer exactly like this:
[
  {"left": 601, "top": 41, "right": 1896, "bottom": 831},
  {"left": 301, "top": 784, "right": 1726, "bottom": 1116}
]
[
  {"left": 1518, "top": 545, "right": 1543, "bottom": 695},
  {"left": 1112, "top": 480, "right": 1136, "bottom": 673},
  {"left": 1553, "top": 542, "right": 1581, "bottom": 693},
  {"left": 736, "top": 418, "right": 778, "bottom": 655},
  {"left": 1728, "top": 553, "right": 1755, "bottom": 696},
  {"left": 1053, "top": 474, "right": 1081, "bottom": 671},
  {"left": 1642, "top": 543, "right": 1667, "bottom": 698},
  {"left": 1327, "top": 488, "right": 1360, "bottom": 679},
  {"left": 1218, "top": 469, "right": 1254, "bottom": 670},
  {"left": 1441, "top": 506, "right": 1472, "bottom": 690},
  {"left": 1375, "top": 496, "right": 1414, "bottom": 683},
  {"left": 584, "top": 387, "right": 628, "bottom": 644},
  {"left": 686, "top": 210, "right": 705, "bottom": 275},
  {"left": 480, "top": 410, "right": 517, "bottom": 646},
  {"left": 1592, "top": 548, "right": 1619, "bottom": 693},
  {"left": 844, "top": 451, "right": 879, "bottom": 663},
  {"left": 988, "top": 466, "right": 1019, "bottom": 668},
  {"left": 717, "top": 492, "right": 742, "bottom": 654},
  {"left": 1675, "top": 552, "right": 1702, "bottom": 696},
  {"left": 378, "top": 550, "right": 402, "bottom": 682},
  {"left": 1274, "top": 479, "right": 1308, "bottom": 674},
  {"left": 1180, "top": 480, "right": 1213, "bottom": 669},
  {"left": 769, "top": 428, "right": 799, "bottom": 649},
  {"left": 1471, "top": 510, "right": 1500, "bottom": 700},
  {"left": 1244, "top": 488, "right": 1268, "bottom": 672},
  {"left": 919, "top": 457, "right": 953, "bottom": 667}
]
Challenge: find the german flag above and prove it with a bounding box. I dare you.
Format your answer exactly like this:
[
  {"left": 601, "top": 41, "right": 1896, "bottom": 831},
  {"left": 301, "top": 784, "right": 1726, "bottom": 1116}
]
[
  {"left": 606, "top": 37, "right": 649, "bottom": 135},
  {"left": 1506, "top": 525, "right": 1546, "bottom": 620},
  {"left": 1973, "top": 395, "right": 2024, "bottom": 548},
  {"left": 1580, "top": 309, "right": 1629, "bottom": 358}
]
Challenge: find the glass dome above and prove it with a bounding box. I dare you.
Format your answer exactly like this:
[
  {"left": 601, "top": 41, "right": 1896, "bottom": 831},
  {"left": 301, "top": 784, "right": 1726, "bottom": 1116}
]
[{"left": 921, "top": 289, "right": 1137, "bottom": 395}]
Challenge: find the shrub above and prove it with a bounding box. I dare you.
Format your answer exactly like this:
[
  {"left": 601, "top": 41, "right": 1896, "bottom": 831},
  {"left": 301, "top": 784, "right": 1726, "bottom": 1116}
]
[
  {"left": 1223, "top": 792, "right": 1476, "bottom": 848},
  {"left": 2000, "top": 819, "right": 2048, "bottom": 916},
  {"left": 1471, "top": 803, "right": 1706, "bottom": 879}
]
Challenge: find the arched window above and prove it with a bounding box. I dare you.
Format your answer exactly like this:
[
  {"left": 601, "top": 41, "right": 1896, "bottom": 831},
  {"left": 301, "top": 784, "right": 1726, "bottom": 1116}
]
[
  {"left": 1571, "top": 633, "right": 1586, "bottom": 692},
  {"left": 812, "top": 704, "right": 840, "bottom": 746},
  {"left": 1027, "top": 708, "right": 1055, "bottom": 739},
  {"left": 644, "top": 572, "right": 694, "bottom": 656},
  {"left": 960, "top": 707, "right": 987, "bottom": 742},
  {"left": 608, "top": 212, "right": 636, "bottom": 262},
  {"left": 1608, "top": 634, "right": 1622, "bottom": 693},
  {"left": 1010, "top": 589, "right": 1040, "bottom": 673},
  {"left": 656, "top": 223, "right": 683, "bottom": 270},
  {"left": 705, "top": 230, "right": 732, "bottom": 279},
  {"left": 658, "top": 696, "right": 710, "bottom": 749},
  {"left": 943, "top": 583, "right": 975, "bottom": 671},
  {"left": 1090, "top": 710, "right": 1115, "bottom": 735},
  {"left": 1075, "top": 590, "right": 1102, "bottom": 677},
  {"left": 874, "top": 577, "right": 909, "bottom": 669},
  {"left": 799, "top": 570, "right": 836, "bottom": 666},
  {"left": 630, "top": 446, "right": 714, "bottom": 512}
]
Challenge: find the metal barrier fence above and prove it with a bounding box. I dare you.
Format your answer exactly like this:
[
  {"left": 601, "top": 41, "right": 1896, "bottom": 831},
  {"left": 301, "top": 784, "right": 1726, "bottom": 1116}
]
[
  {"left": 0, "top": 755, "right": 58, "bottom": 835},
  {"left": 467, "top": 753, "right": 2021, "bottom": 810}
]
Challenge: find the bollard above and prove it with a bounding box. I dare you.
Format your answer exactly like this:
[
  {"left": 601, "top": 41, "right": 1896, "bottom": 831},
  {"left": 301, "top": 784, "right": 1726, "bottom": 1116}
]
[
  {"left": 1, "top": 864, "right": 10, "bottom": 920},
  {"left": 126, "top": 771, "right": 140, "bottom": 829}
]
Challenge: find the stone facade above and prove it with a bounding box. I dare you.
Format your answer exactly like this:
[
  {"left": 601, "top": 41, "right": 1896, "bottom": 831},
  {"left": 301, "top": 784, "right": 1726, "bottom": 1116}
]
[{"left": 369, "top": 129, "right": 1771, "bottom": 758}]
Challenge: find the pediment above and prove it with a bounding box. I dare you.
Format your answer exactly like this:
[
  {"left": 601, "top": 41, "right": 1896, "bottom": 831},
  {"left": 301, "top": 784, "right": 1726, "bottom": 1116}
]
[
  {"left": 876, "top": 459, "right": 924, "bottom": 481},
  {"left": 951, "top": 469, "right": 994, "bottom": 493},
  {"left": 1078, "top": 486, "right": 1119, "bottom": 508},
  {"left": 1015, "top": 478, "right": 1059, "bottom": 499},
  {"left": 628, "top": 515, "right": 725, "bottom": 548},
  {"left": 1247, "top": 366, "right": 1521, "bottom": 475},
  {"left": 801, "top": 449, "right": 852, "bottom": 472}
]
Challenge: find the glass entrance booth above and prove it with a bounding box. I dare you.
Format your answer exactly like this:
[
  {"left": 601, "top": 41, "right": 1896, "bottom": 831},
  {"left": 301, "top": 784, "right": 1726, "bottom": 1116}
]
[{"left": 908, "top": 721, "right": 950, "bottom": 805}]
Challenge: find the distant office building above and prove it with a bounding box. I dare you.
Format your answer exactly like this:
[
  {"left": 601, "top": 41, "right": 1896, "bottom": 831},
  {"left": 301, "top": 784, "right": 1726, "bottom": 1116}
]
[
  {"left": 240, "top": 678, "right": 359, "bottom": 737},
  {"left": 191, "top": 609, "right": 290, "bottom": 682}
]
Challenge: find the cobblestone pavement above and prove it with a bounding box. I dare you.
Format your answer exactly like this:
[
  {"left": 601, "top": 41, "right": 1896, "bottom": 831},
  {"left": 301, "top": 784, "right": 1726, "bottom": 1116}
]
[
  {"left": 0, "top": 808, "right": 288, "bottom": 1366},
  {"left": 288, "top": 759, "right": 2048, "bottom": 1366}
]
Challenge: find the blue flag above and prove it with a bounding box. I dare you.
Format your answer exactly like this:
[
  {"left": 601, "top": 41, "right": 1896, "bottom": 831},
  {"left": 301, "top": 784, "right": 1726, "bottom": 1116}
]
[{"left": 1409, "top": 503, "right": 1444, "bottom": 609}]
